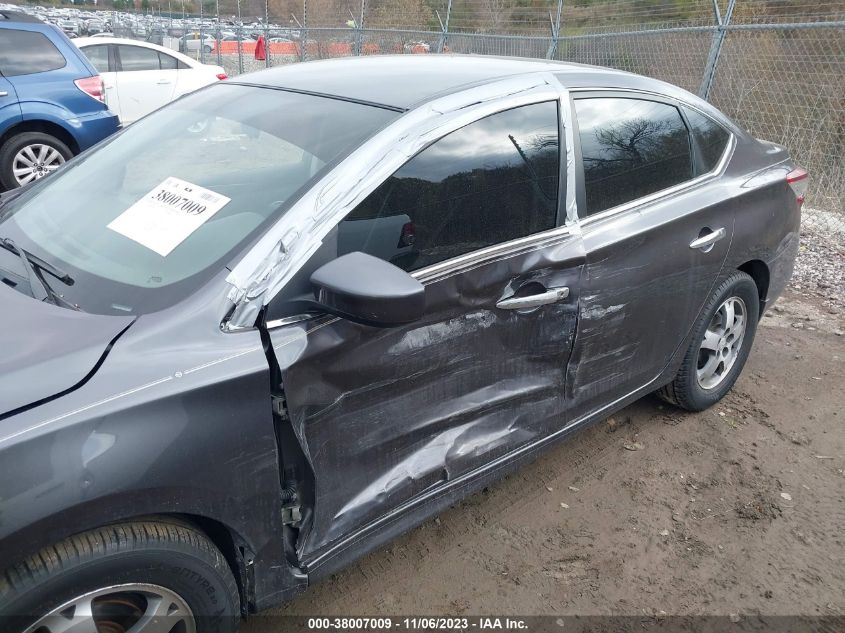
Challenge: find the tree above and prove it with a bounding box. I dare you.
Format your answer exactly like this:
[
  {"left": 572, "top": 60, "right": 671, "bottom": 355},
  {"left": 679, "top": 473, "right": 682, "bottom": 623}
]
[
  {"left": 477, "top": 0, "right": 513, "bottom": 32},
  {"left": 367, "top": 0, "right": 435, "bottom": 29}
]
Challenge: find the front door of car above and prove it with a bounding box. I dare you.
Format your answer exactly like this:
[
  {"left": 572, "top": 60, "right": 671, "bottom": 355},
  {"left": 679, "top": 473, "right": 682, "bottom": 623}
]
[
  {"left": 265, "top": 100, "right": 586, "bottom": 568},
  {"left": 114, "top": 44, "right": 177, "bottom": 123},
  {"left": 565, "top": 92, "right": 736, "bottom": 422}
]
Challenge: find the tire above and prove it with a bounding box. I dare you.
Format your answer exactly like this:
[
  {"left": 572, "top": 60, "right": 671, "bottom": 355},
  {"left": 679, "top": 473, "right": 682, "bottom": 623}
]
[
  {"left": 0, "top": 520, "right": 240, "bottom": 633},
  {"left": 203, "top": 45, "right": 213, "bottom": 53},
  {"left": 657, "top": 271, "right": 760, "bottom": 412},
  {"left": 0, "top": 132, "right": 73, "bottom": 191}
]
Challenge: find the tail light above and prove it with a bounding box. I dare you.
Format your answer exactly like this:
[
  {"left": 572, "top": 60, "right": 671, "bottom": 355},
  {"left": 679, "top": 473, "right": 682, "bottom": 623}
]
[
  {"left": 786, "top": 166, "right": 809, "bottom": 206},
  {"left": 398, "top": 221, "right": 416, "bottom": 248},
  {"left": 216, "top": 73, "right": 228, "bottom": 80},
  {"left": 74, "top": 75, "right": 105, "bottom": 102}
]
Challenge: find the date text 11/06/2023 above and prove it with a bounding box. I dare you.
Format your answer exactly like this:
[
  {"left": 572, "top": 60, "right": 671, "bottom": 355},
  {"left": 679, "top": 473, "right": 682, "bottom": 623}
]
[{"left": 306, "top": 617, "right": 530, "bottom": 630}]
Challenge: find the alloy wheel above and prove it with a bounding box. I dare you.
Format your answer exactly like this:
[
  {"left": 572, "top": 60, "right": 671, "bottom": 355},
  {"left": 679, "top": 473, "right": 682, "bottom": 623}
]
[
  {"left": 24, "top": 583, "right": 195, "bottom": 633},
  {"left": 12, "top": 144, "right": 65, "bottom": 186},
  {"left": 696, "top": 295, "right": 747, "bottom": 390}
]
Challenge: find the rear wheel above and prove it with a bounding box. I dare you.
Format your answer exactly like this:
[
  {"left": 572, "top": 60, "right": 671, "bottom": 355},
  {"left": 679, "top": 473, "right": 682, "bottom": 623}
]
[
  {"left": 0, "top": 520, "right": 240, "bottom": 633},
  {"left": 657, "top": 271, "right": 760, "bottom": 411},
  {"left": 0, "top": 132, "right": 72, "bottom": 190}
]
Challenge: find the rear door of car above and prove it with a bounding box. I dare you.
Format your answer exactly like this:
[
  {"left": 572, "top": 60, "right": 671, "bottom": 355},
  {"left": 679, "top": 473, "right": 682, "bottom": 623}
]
[
  {"left": 565, "top": 90, "right": 736, "bottom": 423},
  {"left": 265, "top": 98, "right": 585, "bottom": 571},
  {"left": 0, "top": 25, "right": 71, "bottom": 116},
  {"left": 113, "top": 44, "right": 177, "bottom": 123}
]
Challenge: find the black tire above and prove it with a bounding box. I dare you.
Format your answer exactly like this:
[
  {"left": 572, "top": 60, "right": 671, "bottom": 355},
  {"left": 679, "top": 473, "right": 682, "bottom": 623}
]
[
  {"left": 0, "top": 132, "right": 73, "bottom": 191},
  {"left": 203, "top": 44, "right": 213, "bottom": 53},
  {"left": 657, "top": 271, "right": 760, "bottom": 412},
  {"left": 0, "top": 520, "right": 240, "bottom": 633}
]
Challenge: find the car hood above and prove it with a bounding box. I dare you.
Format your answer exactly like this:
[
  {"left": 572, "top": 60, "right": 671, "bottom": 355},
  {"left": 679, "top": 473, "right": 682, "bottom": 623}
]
[{"left": 0, "top": 285, "right": 135, "bottom": 418}]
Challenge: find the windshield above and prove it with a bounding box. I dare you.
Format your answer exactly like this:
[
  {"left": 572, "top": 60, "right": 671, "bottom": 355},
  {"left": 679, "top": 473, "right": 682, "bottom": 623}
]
[{"left": 0, "top": 83, "right": 397, "bottom": 315}]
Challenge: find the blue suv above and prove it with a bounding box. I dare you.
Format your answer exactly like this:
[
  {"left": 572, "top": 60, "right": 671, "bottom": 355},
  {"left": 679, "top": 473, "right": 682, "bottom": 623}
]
[{"left": 0, "top": 11, "right": 119, "bottom": 190}]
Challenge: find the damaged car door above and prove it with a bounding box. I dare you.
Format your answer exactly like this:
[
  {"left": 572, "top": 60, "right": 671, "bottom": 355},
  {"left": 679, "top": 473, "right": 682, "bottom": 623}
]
[
  {"left": 565, "top": 92, "right": 736, "bottom": 420},
  {"left": 264, "top": 99, "right": 586, "bottom": 572}
]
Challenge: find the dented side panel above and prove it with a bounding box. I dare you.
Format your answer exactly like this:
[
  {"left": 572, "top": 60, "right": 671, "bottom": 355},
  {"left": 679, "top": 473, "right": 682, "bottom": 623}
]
[
  {"left": 268, "top": 234, "right": 584, "bottom": 568},
  {"left": 567, "top": 173, "right": 740, "bottom": 421}
]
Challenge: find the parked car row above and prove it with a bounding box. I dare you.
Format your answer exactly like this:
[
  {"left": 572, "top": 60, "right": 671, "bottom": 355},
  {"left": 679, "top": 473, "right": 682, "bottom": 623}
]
[{"left": 0, "top": 10, "right": 225, "bottom": 191}]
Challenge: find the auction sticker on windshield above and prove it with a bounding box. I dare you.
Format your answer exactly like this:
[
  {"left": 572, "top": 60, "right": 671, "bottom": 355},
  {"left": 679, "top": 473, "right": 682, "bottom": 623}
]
[{"left": 107, "top": 177, "right": 231, "bottom": 256}]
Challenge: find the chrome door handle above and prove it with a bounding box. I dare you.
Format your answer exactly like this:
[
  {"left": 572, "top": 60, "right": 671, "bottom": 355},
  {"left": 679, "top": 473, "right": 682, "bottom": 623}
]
[
  {"left": 689, "top": 227, "right": 726, "bottom": 251},
  {"left": 0, "top": 91, "right": 8, "bottom": 97},
  {"left": 496, "top": 287, "right": 570, "bottom": 310}
]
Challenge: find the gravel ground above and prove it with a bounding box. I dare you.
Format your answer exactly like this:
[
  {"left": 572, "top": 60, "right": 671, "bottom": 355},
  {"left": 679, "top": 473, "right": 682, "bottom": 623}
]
[
  {"left": 244, "top": 291, "right": 844, "bottom": 626},
  {"left": 792, "top": 207, "right": 845, "bottom": 311}
]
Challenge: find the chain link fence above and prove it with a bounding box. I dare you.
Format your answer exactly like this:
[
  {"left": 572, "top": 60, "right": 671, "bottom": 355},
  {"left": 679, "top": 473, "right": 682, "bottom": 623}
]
[{"left": 73, "top": 1, "right": 845, "bottom": 221}]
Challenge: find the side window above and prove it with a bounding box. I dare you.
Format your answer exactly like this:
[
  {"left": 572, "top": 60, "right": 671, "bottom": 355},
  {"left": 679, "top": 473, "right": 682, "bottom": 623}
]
[
  {"left": 158, "top": 52, "right": 178, "bottom": 70},
  {"left": 683, "top": 107, "right": 730, "bottom": 175},
  {"left": 339, "top": 101, "right": 560, "bottom": 272},
  {"left": 0, "top": 29, "right": 66, "bottom": 77},
  {"left": 574, "top": 97, "right": 692, "bottom": 216},
  {"left": 82, "top": 45, "right": 110, "bottom": 74},
  {"left": 116, "top": 45, "right": 161, "bottom": 72}
]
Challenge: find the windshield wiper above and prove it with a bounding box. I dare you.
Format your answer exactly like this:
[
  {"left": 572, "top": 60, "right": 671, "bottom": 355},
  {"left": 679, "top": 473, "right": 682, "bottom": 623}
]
[{"left": 0, "top": 237, "right": 77, "bottom": 308}]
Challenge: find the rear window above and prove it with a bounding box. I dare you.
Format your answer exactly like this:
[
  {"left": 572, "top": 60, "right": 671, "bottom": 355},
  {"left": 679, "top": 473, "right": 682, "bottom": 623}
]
[
  {"left": 574, "top": 97, "right": 693, "bottom": 215},
  {"left": 683, "top": 107, "right": 731, "bottom": 175},
  {"left": 117, "top": 44, "right": 160, "bottom": 72},
  {"left": 0, "top": 29, "right": 66, "bottom": 76},
  {"left": 81, "top": 44, "right": 109, "bottom": 73}
]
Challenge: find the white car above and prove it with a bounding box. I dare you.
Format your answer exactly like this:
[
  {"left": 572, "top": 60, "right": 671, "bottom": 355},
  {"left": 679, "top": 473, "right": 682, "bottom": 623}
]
[{"left": 74, "top": 37, "right": 227, "bottom": 124}]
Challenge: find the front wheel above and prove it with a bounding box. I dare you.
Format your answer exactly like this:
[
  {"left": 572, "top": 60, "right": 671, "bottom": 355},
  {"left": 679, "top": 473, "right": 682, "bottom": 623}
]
[
  {"left": 657, "top": 271, "right": 760, "bottom": 411},
  {"left": 0, "top": 520, "right": 240, "bottom": 633},
  {"left": 0, "top": 132, "right": 72, "bottom": 190}
]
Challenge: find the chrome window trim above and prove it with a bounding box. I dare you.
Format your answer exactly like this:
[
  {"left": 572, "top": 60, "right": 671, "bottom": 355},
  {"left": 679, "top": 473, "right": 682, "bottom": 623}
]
[
  {"left": 567, "top": 88, "right": 736, "bottom": 226},
  {"left": 264, "top": 313, "right": 316, "bottom": 329},
  {"left": 412, "top": 223, "right": 579, "bottom": 284},
  {"left": 566, "top": 86, "right": 741, "bottom": 135}
]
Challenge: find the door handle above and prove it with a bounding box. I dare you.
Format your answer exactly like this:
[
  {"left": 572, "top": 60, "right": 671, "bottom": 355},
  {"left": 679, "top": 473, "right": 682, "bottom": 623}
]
[
  {"left": 496, "top": 287, "right": 570, "bottom": 311},
  {"left": 157, "top": 79, "right": 172, "bottom": 84},
  {"left": 689, "top": 227, "right": 726, "bottom": 251},
  {"left": 0, "top": 91, "right": 8, "bottom": 97}
]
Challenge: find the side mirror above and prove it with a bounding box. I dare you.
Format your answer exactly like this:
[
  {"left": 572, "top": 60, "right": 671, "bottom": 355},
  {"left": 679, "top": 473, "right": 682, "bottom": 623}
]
[{"left": 310, "top": 252, "right": 425, "bottom": 327}]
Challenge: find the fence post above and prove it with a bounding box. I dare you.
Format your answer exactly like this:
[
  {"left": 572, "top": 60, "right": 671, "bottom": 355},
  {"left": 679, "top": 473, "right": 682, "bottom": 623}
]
[
  {"left": 215, "top": 0, "right": 222, "bottom": 67},
  {"left": 199, "top": 0, "right": 204, "bottom": 64},
  {"left": 357, "top": 0, "right": 367, "bottom": 55},
  {"left": 437, "top": 0, "right": 452, "bottom": 54},
  {"left": 546, "top": 0, "right": 563, "bottom": 59},
  {"left": 300, "top": 0, "right": 308, "bottom": 62},
  {"left": 265, "top": 0, "right": 271, "bottom": 67},
  {"left": 699, "top": 0, "right": 736, "bottom": 100},
  {"left": 236, "top": 0, "right": 244, "bottom": 75}
]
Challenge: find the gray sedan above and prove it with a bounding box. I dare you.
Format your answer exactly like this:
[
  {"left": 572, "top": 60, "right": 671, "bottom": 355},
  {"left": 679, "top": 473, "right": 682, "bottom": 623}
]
[{"left": 0, "top": 56, "right": 806, "bottom": 632}]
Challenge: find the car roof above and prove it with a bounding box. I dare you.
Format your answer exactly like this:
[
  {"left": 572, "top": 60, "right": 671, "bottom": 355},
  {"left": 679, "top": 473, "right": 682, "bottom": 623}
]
[{"left": 236, "top": 55, "right": 640, "bottom": 110}]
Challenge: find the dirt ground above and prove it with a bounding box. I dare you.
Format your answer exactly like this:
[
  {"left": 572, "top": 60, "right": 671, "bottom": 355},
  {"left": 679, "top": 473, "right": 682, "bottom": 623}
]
[{"left": 246, "top": 291, "right": 844, "bottom": 625}]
